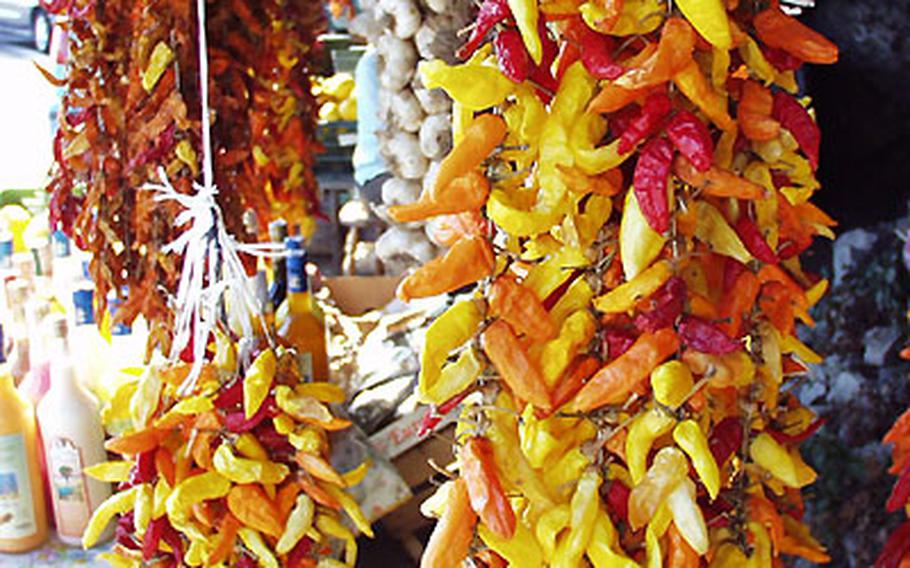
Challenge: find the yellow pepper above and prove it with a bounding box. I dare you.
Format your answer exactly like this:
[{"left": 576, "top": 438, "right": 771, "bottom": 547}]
[
  {"left": 235, "top": 432, "right": 269, "bottom": 461},
  {"left": 341, "top": 460, "right": 371, "bottom": 488},
  {"left": 84, "top": 460, "right": 133, "bottom": 483},
  {"left": 133, "top": 483, "right": 153, "bottom": 538},
  {"left": 586, "top": 509, "right": 640, "bottom": 568},
  {"left": 645, "top": 525, "right": 662, "bottom": 568},
  {"left": 508, "top": 0, "right": 542, "bottom": 64},
  {"left": 545, "top": 447, "right": 591, "bottom": 500},
  {"left": 627, "top": 408, "right": 677, "bottom": 484},
  {"left": 153, "top": 395, "right": 214, "bottom": 427},
  {"left": 83, "top": 487, "right": 138, "bottom": 548},
  {"left": 693, "top": 201, "right": 754, "bottom": 264},
  {"left": 750, "top": 432, "right": 815, "bottom": 488},
  {"left": 185, "top": 539, "right": 211, "bottom": 567},
  {"left": 478, "top": 521, "right": 544, "bottom": 568},
  {"left": 142, "top": 41, "right": 174, "bottom": 93},
  {"left": 574, "top": 137, "right": 635, "bottom": 176},
  {"left": 420, "top": 59, "right": 515, "bottom": 111},
  {"left": 538, "top": 310, "right": 597, "bottom": 386},
  {"left": 548, "top": 278, "right": 595, "bottom": 329},
  {"left": 536, "top": 504, "right": 570, "bottom": 561},
  {"left": 739, "top": 36, "right": 776, "bottom": 84},
  {"left": 487, "top": 187, "right": 566, "bottom": 237},
  {"left": 96, "top": 552, "right": 140, "bottom": 568},
  {"left": 316, "top": 514, "right": 358, "bottom": 566},
  {"left": 523, "top": 247, "right": 590, "bottom": 299},
  {"left": 583, "top": 0, "right": 663, "bottom": 36},
  {"left": 666, "top": 478, "right": 709, "bottom": 554},
  {"left": 781, "top": 334, "right": 823, "bottom": 365},
  {"left": 418, "top": 300, "right": 484, "bottom": 404},
  {"left": 239, "top": 528, "right": 279, "bottom": 568},
  {"left": 595, "top": 260, "right": 674, "bottom": 314},
  {"left": 620, "top": 189, "right": 667, "bottom": 280},
  {"left": 244, "top": 348, "right": 277, "bottom": 419},
  {"left": 673, "top": 420, "right": 721, "bottom": 500},
  {"left": 650, "top": 361, "right": 695, "bottom": 410},
  {"left": 676, "top": 0, "right": 731, "bottom": 48},
  {"left": 152, "top": 477, "right": 172, "bottom": 519},
  {"left": 325, "top": 484, "right": 375, "bottom": 538},
  {"left": 165, "top": 471, "right": 231, "bottom": 523},
  {"left": 130, "top": 367, "right": 161, "bottom": 431},
  {"left": 552, "top": 470, "right": 602, "bottom": 568},
  {"left": 628, "top": 447, "right": 688, "bottom": 530},
  {"left": 212, "top": 443, "right": 289, "bottom": 484},
  {"left": 276, "top": 494, "right": 315, "bottom": 554},
  {"left": 275, "top": 385, "right": 348, "bottom": 430}
]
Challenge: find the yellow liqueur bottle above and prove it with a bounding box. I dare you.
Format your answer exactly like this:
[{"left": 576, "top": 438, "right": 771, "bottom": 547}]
[{"left": 277, "top": 236, "right": 329, "bottom": 382}]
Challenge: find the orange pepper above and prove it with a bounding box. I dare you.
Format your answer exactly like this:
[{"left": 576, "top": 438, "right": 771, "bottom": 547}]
[
  {"left": 747, "top": 494, "right": 785, "bottom": 553},
  {"left": 688, "top": 292, "right": 719, "bottom": 320},
  {"left": 488, "top": 275, "right": 556, "bottom": 341},
  {"left": 759, "top": 281, "right": 796, "bottom": 336},
  {"left": 569, "top": 328, "right": 680, "bottom": 412},
  {"left": 588, "top": 82, "right": 656, "bottom": 114},
  {"left": 674, "top": 155, "right": 766, "bottom": 199},
  {"left": 421, "top": 479, "right": 477, "bottom": 568},
  {"left": 397, "top": 236, "right": 495, "bottom": 302},
  {"left": 753, "top": 7, "right": 838, "bottom": 64},
  {"left": 389, "top": 171, "right": 490, "bottom": 223},
  {"left": 190, "top": 412, "right": 220, "bottom": 470},
  {"left": 551, "top": 355, "right": 601, "bottom": 411},
  {"left": 104, "top": 428, "right": 166, "bottom": 456},
  {"left": 738, "top": 80, "right": 780, "bottom": 142},
  {"left": 617, "top": 18, "right": 695, "bottom": 89},
  {"left": 717, "top": 269, "right": 760, "bottom": 337},
  {"left": 227, "top": 484, "right": 284, "bottom": 538},
  {"left": 433, "top": 114, "right": 508, "bottom": 199},
  {"left": 294, "top": 452, "right": 346, "bottom": 486},
  {"left": 298, "top": 477, "right": 342, "bottom": 511},
  {"left": 667, "top": 524, "right": 700, "bottom": 568},
  {"left": 155, "top": 447, "right": 176, "bottom": 487},
  {"left": 461, "top": 437, "right": 516, "bottom": 540},
  {"left": 276, "top": 481, "right": 303, "bottom": 523},
  {"left": 673, "top": 59, "right": 736, "bottom": 131},
  {"left": 475, "top": 549, "right": 508, "bottom": 568},
  {"left": 482, "top": 320, "right": 553, "bottom": 412},
  {"left": 207, "top": 513, "right": 241, "bottom": 566},
  {"left": 428, "top": 210, "right": 490, "bottom": 248}
]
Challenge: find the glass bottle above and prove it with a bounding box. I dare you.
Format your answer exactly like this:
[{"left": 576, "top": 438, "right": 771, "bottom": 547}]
[{"left": 277, "top": 237, "right": 329, "bottom": 382}]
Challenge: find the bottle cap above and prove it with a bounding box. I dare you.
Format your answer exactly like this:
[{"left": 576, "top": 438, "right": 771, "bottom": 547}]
[
  {"left": 73, "top": 288, "right": 95, "bottom": 325},
  {"left": 52, "top": 230, "right": 71, "bottom": 258},
  {"left": 268, "top": 219, "right": 288, "bottom": 243},
  {"left": 0, "top": 238, "right": 12, "bottom": 269},
  {"left": 285, "top": 237, "right": 308, "bottom": 293}
]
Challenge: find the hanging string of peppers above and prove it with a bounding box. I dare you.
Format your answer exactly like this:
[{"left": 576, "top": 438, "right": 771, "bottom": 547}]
[
  {"left": 880, "top": 407, "right": 910, "bottom": 567},
  {"left": 400, "top": 0, "right": 839, "bottom": 565},
  {"left": 43, "top": 0, "right": 323, "bottom": 355}
]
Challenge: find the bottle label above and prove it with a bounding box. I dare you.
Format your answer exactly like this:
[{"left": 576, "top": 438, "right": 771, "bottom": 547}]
[
  {"left": 0, "top": 433, "right": 38, "bottom": 540},
  {"left": 47, "top": 436, "right": 91, "bottom": 539},
  {"left": 298, "top": 352, "right": 314, "bottom": 382}
]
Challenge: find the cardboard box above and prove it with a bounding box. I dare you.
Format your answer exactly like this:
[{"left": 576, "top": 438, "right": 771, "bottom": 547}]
[{"left": 322, "top": 275, "right": 401, "bottom": 315}]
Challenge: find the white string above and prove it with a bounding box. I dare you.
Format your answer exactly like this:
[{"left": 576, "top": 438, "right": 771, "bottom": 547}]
[{"left": 196, "top": 0, "right": 214, "bottom": 192}]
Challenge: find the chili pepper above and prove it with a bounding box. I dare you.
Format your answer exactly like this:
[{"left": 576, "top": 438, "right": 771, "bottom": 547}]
[
  {"left": 877, "top": 520, "right": 910, "bottom": 568},
  {"left": 225, "top": 395, "right": 277, "bottom": 433},
  {"left": 461, "top": 437, "right": 517, "bottom": 539},
  {"left": 617, "top": 18, "right": 696, "bottom": 89},
  {"left": 588, "top": 83, "right": 654, "bottom": 114},
  {"left": 85, "top": 461, "right": 134, "bottom": 483},
  {"left": 558, "top": 165, "right": 623, "bottom": 196},
  {"left": 772, "top": 90, "right": 821, "bottom": 170},
  {"left": 159, "top": 520, "right": 185, "bottom": 566},
  {"left": 527, "top": 20, "right": 559, "bottom": 102},
  {"left": 536, "top": 504, "right": 570, "bottom": 561},
  {"left": 619, "top": 93, "right": 672, "bottom": 154},
  {"left": 603, "top": 325, "right": 636, "bottom": 359},
  {"left": 564, "top": 18, "right": 623, "bottom": 80},
  {"left": 753, "top": 7, "right": 838, "bottom": 64},
  {"left": 495, "top": 28, "right": 532, "bottom": 84},
  {"left": 483, "top": 320, "right": 553, "bottom": 411},
  {"left": 887, "top": 461, "right": 910, "bottom": 513},
  {"left": 105, "top": 428, "right": 166, "bottom": 456},
  {"left": 133, "top": 483, "right": 153, "bottom": 538},
  {"left": 709, "top": 417, "right": 743, "bottom": 467},
  {"left": 738, "top": 80, "right": 780, "bottom": 142},
  {"left": 650, "top": 360, "right": 695, "bottom": 410},
  {"left": 620, "top": 188, "right": 667, "bottom": 280},
  {"left": 390, "top": 171, "right": 491, "bottom": 223},
  {"left": 780, "top": 514, "right": 831, "bottom": 563},
  {"left": 693, "top": 201, "right": 754, "bottom": 264},
  {"left": 244, "top": 348, "right": 277, "bottom": 419},
  {"left": 665, "top": 479, "right": 709, "bottom": 554},
  {"left": 458, "top": 0, "right": 511, "bottom": 59},
  {"left": 397, "top": 235, "right": 495, "bottom": 301},
  {"left": 165, "top": 471, "right": 231, "bottom": 525},
  {"left": 227, "top": 484, "right": 283, "bottom": 539},
  {"left": 422, "top": 479, "right": 477, "bottom": 568},
  {"left": 673, "top": 59, "right": 736, "bottom": 131},
  {"left": 666, "top": 524, "right": 700, "bottom": 568},
  {"left": 489, "top": 275, "right": 556, "bottom": 340},
  {"left": 421, "top": 59, "right": 516, "bottom": 111},
  {"left": 717, "top": 268, "right": 759, "bottom": 337},
  {"left": 207, "top": 513, "right": 241, "bottom": 566},
  {"left": 675, "top": 0, "right": 731, "bottom": 49},
  {"left": 628, "top": 447, "right": 688, "bottom": 529},
  {"left": 83, "top": 486, "right": 139, "bottom": 548},
  {"left": 294, "top": 452, "right": 345, "bottom": 486},
  {"left": 605, "top": 479, "right": 630, "bottom": 522},
  {"left": 549, "top": 469, "right": 601, "bottom": 568},
  {"left": 131, "top": 450, "right": 157, "bottom": 485},
  {"left": 142, "top": 515, "right": 165, "bottom": 561},
  {"left": 215, "top": 379, "right": 243, "bottom": 409},
  {"left": 627, "top": 408, "right": 677, "bottom": 483},
  {"left": 286, "top": 537, "right": 315, "bottom": 568},
  {"left": 551, "top": 355, "right": 600, "bottom": 410},
  {"left": 596, "top": 259, "right": 673, "bottom": 314},
  {"left": 674, "top": 420, "right": 721, "bottom": 499},
  {"left": 507, "top": 0, "right": 543, "bottom": 64},
  {"left": 762, "top": 44, "right": 803, "bottom": 72},
  {"left": 633, "top": 137, "right": 675, "bottom": 234},
  {"left": 666, "top": 110, "right": 714, "bottom": 172},
  {"left": 678, "top": 314, "right": 740, "bottom": 354},
  {"left": 733, "top": 215, "right": 778, "bottom": 264},
  {"left": 635, "top": 276, "right": 687, "bottom": 333},
  {"left": 571, "top": 328, "right": 680, "bottom": 411}
]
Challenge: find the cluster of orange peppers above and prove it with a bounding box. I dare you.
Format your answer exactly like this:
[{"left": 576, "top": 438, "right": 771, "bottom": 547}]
[
  {"left": 81, "top": 331, "right": 371, "bottom": 568},
  {"left": 396, "top": 0, "right": 839, "bottom": 565},
  {"left": 880, "top": 406, "right": 910, "bottom": 567}
]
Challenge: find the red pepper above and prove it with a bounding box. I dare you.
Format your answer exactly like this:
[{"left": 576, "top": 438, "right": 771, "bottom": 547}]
[
  {"left": 619, "top": 93, "right": 672, "bottom": 154},
  {"left": 772, "top": 91, "right": 821, "bottom": 170},
  {"left": 604, "top": 328, "right": 637, "bottom": 360},
  {"left": 461, "top": 437, "right": 516, "bottom": 539},
  {"left": 605, "top": 479, "right": 630, "bottom": 522},
  {"left": 887, "top": 461, "right": 910, "bottom": 513},
  {"left": 701, "top": 495, "right": 734, "bottom": 528},
  {"left": 160, "top": 518, "right": 185, "bottom": 566},
  {"left": 287, "top": 537, "right": 315, "bottom": 568},
  {"left": 116, "top": 511, "right": 139, "bottom": 550},
  {"left": 610, "top": 105, "right": 641, "bottom": 139},
  {"left": 236, "top": 555, "right": 259, "bottom": 568},
  {"left": 768, "top": 417, "right": 826, "bottom": 445},
  {"left": 418, "top": 389, "right": 471, "bottom": 437},
  {"left": 633, "top": 137, "right": 675, "bottom": 234},
  {"left": 722, "top": 257, "right": 747, "bottom": 295},
  {"left": 528, "top": 21, "right": 559, "bottom": 102},
  {"left": 761, "top": 44, "right": 803, "bottom": 72},
  {"left": 666, "top": 110, "right": 714, "bottom": 172},
  {"left": 215, "top": 380, "right": 243, "bottom": 409},
  {"left": 224, "top": 396, "right": 277, "bottom": 433},
  {"left": 542, "top": 269, "right": 583, "bottom": 311},
  {"left": 709, "top": 417, "right": 743, "bottom": 467},
  {"left": 251, "top": 422, "right": 295, "bottom": 457},
  {"left": 495, "top": 28, "right": 531, "bottom": 83},
  {"left": 555, "top": 41, "right": 582, "bottom": 82},
  {"left": 876, "top": 520, "right": 910, "bottom": 568},
  {"left": 143, "top": 517, "right": 167, "bottom": 561},
  {"left": 565, "top": 18, "right": 623, "bottom": 80},
  {"left": 679, "top": 315, "right": 740, "bottom": 354},
  {"left": 733, "top": 215, "right": 779, "bottom": 264},
  {"left": 457, "top": 0, "right": 511, "bottom": 59},
  {"left": 634, "top": 276, "right": 686, "bottom": 332},
  {"left": 130, "top": 450, "right": 158, "bottom": 485}
]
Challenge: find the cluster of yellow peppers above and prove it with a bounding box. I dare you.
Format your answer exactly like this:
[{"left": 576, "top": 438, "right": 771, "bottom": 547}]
[
  {"left": 399, "top": 0, "right": 840, "bottom": 565},
  {"left": 81, "top": 331, "right": 371, "bottom": 568}
]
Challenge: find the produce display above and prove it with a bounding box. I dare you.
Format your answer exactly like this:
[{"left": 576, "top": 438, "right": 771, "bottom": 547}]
[
  {"left": 392, "top": 0, "right": 840, "bottom": 564},
  {"left": 881, "top": 405, "right": 910, "bottom": 566},
  {"left": 361, "top": 0, "right": 473, "bottom": 274},
  {"left": 315, "top": 73, "right": 359, "bottom": 123},
  {"left": 42, "top": 0, "right": 324, "bottom": 352}
]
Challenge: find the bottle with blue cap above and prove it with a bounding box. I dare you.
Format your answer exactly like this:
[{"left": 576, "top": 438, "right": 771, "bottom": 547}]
[
  {"left": 277, "top": 236, "right": 329, "bottom": 382},
  {"left": 0, "top": 322, "right": 50, "bottom": 553}
]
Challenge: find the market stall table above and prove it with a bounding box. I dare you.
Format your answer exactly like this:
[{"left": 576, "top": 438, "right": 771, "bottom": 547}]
[{"left": 0, "top": 535, "right": 111, "bottom": 567}]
